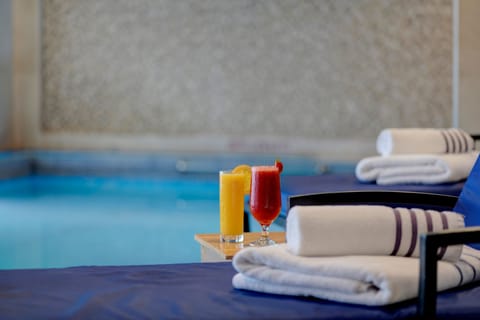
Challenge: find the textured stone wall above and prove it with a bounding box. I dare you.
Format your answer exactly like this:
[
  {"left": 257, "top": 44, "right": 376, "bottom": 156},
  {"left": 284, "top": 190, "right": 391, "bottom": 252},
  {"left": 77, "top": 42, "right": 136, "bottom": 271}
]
[
  {"left": 41, "top": 0, "right": 452, "bottom": 154},
  {"left": 0, "top": 0, "right": 12, "bottom": 148}
]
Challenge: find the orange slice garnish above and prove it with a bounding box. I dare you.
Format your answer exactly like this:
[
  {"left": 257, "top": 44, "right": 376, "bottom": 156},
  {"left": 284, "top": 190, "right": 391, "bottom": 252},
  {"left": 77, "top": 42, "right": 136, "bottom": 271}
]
[{"left": 232, "top": 164, "right": 252, "bottom": 195}]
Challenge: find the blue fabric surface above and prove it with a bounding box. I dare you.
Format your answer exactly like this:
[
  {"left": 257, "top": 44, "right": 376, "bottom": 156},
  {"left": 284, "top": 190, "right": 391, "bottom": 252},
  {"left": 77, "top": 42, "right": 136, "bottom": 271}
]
[
  {"left": 453, "top": 154, "right": 480, "bottom": 249},
  {"left": 0, "top": 262, "right": 479, "bottom": 319},
  {"left": 454, "top": 154, "right": 480, "bottom": 227}
]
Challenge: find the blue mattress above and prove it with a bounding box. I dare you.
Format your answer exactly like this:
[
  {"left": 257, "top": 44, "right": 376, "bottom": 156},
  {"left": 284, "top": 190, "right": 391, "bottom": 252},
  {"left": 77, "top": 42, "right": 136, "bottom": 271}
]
[
  {"left": 280, "top": 173, "right": 465, "bottom": 217},
  {"left": 0, "top": 261, "right": 479, "bottom": 319}
]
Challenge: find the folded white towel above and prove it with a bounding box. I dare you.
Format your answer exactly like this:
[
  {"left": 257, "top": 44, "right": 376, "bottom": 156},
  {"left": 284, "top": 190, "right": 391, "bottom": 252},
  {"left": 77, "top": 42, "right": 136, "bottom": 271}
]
[
  {"left": 232, "top": 244, "right": 480, "bottom": 306},
  {"left": 286, "top": 205, "right": 464, "bottom": 261},
  {"left": 376, "top": 128, "right": 475, "bottom": 156},
  {"left": 355, "top": 152, "right": 479, "bottom": 185}
]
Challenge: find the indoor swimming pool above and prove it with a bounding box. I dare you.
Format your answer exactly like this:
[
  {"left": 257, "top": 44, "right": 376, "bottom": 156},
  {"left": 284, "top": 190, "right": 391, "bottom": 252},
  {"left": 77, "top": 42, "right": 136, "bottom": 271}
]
[
  {"left": 0, "top": 151, "right": 325, "bottom": 269},
  {"left": 0, "top": 175, "right": 221, "bottom": 269}
]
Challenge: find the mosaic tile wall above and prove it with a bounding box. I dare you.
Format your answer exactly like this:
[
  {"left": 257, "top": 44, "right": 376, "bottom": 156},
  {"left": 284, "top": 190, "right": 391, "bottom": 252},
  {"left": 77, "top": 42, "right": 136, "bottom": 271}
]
[
  {"left": 0, "top": 0, "right": 12, "bottom": 147},
  {"left": 41, "top": 0, "right": 452, "bottom": 150}
]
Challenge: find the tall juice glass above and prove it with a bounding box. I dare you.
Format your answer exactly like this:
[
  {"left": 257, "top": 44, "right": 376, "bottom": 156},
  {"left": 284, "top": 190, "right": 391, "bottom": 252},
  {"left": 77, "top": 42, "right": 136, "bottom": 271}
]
[
  {"left": 219, "top": 171, "right": 244, "bottom": 243},
  {"left": 249, "top": 165, "right": 281, "bottom": 246}
]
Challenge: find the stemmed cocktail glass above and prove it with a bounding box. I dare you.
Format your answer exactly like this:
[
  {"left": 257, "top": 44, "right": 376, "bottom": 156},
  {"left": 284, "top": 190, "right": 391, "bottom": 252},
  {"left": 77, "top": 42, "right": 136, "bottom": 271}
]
[{"left": 249, "top": 163, "right": 282, "bottom": 246}]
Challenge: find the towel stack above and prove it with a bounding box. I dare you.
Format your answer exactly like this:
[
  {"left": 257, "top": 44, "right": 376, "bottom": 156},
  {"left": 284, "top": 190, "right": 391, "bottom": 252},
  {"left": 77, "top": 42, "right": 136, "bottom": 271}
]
[
  {"left": 355, "top": 128, "right": 479, "bottom": 185},
  {"left": 232, "top": 205, "right": 480, "bottom": 306}
]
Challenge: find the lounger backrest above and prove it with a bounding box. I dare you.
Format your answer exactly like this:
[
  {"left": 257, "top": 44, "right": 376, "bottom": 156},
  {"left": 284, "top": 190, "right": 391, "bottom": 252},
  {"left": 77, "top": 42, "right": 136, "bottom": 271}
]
[{"left": 454, "top": 153, "right": 480, "bottom": 227}]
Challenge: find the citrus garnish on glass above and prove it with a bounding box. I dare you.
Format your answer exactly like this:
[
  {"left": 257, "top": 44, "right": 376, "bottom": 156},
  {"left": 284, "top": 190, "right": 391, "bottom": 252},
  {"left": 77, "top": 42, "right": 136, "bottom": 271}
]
[{"left": 232, "top": 164, "right": 252, "bottom": 195}]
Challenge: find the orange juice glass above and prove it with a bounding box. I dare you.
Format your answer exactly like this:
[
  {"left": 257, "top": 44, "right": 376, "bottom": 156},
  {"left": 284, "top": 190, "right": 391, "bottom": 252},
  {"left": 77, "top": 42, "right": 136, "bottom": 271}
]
[{"left": 219, "top": 171, "right": 244, "bottom": 243}]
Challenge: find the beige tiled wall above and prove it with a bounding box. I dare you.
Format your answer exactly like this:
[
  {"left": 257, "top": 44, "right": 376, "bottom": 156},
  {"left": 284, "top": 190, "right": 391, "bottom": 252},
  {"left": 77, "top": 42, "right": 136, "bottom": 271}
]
[
  {"left": 458, "top": 0, "right": 480, "bottom": 134},
  {"left": 15, "top": 0, "right": 456, "bottom": 159},
  {"left": 0, "top": 0, "right": 12, "bottom": 147}
]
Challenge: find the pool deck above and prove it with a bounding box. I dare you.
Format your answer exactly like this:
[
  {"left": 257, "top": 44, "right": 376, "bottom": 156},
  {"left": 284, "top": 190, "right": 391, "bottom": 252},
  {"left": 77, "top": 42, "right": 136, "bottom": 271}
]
[{"left": 0, "top": 150, "right": 355, "bottom": 179}]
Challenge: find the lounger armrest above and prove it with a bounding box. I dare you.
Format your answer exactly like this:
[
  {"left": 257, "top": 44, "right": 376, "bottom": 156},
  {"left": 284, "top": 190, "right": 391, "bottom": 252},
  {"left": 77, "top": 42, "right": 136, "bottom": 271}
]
[
  {"left": 470, "top": 134, "right": 480, "bottom": 141},
  {"left": 418, "top": 227, "right": 480, "bottom": 319},
  {"left": 288, "top": 191, "right": 458, "bottom": 212}
]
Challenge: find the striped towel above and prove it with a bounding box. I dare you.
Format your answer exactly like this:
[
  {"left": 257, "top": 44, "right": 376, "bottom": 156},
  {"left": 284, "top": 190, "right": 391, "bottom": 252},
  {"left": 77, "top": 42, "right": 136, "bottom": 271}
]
[
  {"left": 232, "top": 244, "right": 480, "bottom": 306},
  {"left": 286, "top": 205, "right": 465, "bottom": 262},
  {"left": 376, "top": 128, "right": 475, "bottom": 156},
  {"left": 355, "top": 152, "right": 479, "bottom": 185}
]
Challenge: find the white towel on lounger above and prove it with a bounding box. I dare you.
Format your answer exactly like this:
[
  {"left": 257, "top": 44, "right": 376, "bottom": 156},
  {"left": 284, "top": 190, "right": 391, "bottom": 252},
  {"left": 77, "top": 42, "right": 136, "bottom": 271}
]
[
  {"left": 232, "top": 245, "right": 480, "bottom": 306},
  {"left": 286, "top": 205, "right": 464, "bottom": 262},
  {"left": 376, "top": 128, "right": 475, "bottom": 156},
  {"left": 355, "top": 152, "right": 479, "bottom": 185}
]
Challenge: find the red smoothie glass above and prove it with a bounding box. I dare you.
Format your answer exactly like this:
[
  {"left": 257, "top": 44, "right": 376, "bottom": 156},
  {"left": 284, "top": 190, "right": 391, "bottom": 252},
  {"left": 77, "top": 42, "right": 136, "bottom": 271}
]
[{"left": 249, "top": 165, "right": 281, "bottom": 246}]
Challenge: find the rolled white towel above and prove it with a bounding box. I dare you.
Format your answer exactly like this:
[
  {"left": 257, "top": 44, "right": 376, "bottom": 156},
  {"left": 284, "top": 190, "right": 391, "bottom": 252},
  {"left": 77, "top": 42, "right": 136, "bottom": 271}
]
[
  {"left": 377, "top": 128, "right": 475, "bottom": 156},
  {"left": 286, "top": 205, "right": 464, "bottom": 262},
  {"left": 355, "top": 152, "right": 479, "bottom": 185},
  {"left": 232, "top": 245, "right": 480, "bottom": 306}
]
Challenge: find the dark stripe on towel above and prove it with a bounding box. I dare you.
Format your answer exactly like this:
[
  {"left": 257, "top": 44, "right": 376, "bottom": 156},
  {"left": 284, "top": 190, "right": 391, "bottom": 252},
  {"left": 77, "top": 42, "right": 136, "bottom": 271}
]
[
  {"left": 450, "top": 129, "right": 463, "bottom": 153},
  {"left": 461, "top": 259, "right": 477, "bottom": 282},
  {"left": 440, "top": 130, "right": 450, "bottom": 153},
  {"left": 391, "top": 209, "right": 402, "bottom": 256},
  {"left": 425, "top": 210, "right": 434, "bottom": 232},
  {"left": 450, "top": 129, "right": 460, "bottom": 153},
  {"left": 406, "top": 209, "right": 418, "bottom": 257},
  {"left": 437, "top": 212, "right": 449, "bottom": 259},
  {"left": 448, "top": 130, "right": 457, "bottom": 153},
  {"left": 453, "top": 129, "right": 468, "bottom": 153},
  {"left": 454, "top": 263, "right": 464, "bottom": 286},
  {"left": 459, "top": 130, "right": 470, "bottom": 152}
]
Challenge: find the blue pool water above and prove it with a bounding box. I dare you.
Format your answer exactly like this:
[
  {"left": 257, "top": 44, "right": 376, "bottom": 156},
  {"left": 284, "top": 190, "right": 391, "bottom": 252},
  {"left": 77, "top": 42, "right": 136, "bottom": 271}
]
[{"left": 0, "top": 175, "right": 286, "bottom": 269}]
